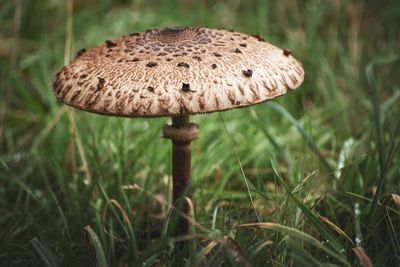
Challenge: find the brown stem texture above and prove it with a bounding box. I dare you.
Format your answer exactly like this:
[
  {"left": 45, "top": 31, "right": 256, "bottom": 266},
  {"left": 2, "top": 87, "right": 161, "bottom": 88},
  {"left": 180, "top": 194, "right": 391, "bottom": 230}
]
[{"left": 163, "top": 114, "right": 198, "bottom": 236}]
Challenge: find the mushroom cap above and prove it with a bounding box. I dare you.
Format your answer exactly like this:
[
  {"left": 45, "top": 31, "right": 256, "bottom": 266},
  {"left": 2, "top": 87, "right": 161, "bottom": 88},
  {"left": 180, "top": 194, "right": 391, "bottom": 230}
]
[{"left": 54, "top": 27, "right": 304, "bottom": 117}]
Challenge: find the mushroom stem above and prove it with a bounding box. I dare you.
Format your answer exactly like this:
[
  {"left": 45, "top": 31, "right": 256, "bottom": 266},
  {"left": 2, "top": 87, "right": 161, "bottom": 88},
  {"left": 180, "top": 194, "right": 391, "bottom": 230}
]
[
  {"left": 163, "top": 114, "right": 199, "bottom": 235},
  {"left": 171, "top": 115, "right": 192, "bottom": 203},
  {"left": 172, "top": 113, "right": 190, "bottom": 128}
]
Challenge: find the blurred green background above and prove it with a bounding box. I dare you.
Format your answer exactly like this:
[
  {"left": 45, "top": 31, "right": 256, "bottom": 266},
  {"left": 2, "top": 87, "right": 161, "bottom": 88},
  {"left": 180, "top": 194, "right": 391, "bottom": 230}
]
[{"left": 1, "top": 0, "right": 399, "bottom": 266}]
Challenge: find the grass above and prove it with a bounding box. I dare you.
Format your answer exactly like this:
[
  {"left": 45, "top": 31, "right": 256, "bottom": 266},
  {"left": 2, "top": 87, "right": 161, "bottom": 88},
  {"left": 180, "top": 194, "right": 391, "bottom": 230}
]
[{"left": 1, "top": 0, "right": 400, "bottom": 266}]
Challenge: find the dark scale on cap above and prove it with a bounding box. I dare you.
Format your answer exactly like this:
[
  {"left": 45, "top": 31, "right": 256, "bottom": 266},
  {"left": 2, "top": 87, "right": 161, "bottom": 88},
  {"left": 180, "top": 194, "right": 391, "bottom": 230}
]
[
  {"left": 132, "top": 58, "right": 140, "bottom": 62},
  {"left": 240, "top": 43, "right": 247, "bottom": 47},
  {"left": 192, "top": 56, "right": 201, "bottom": 61},
  {"left": 129, "top": 32, "right": 140, "bottom": 36},
  {"left": 242, "top": 69, "right": 253, "bottom": 77},
  {"left": 283, "top": 48, "right": 292, "bottom": 56},
  {"left": 80, "top": 74, "right": 88, "bottom": 79},
  {"left": 211, "top": 64, "right": 217, "bottom": 69},
  {"left": 105, "top": 40, "right": 117, "bottom": 48},
  {"left": 76, "top": 48, "right": 86, "bottom": 57},
  {"left": 182, "top": 83, "right": 190, "bottom": 92},
  {"left": 177, "top": 62, "right": 190, "bottom": 68},
  {"left": 252, "top": 34, "right": 265, "bottom": 42},
  {"left": 70, "top": 90, "right": 81, "bottom": 103},
  {"left": 146, "top": 62, "right": 158, "bottom": 67},
  {"left": 97, "top": 77, "right": 105, "bottom": 90},
  {"left": 234, "top": 48, "right": 242, "bottom": 53},
  {"left": 147, "top": 86, "right": 154, "bottom": 92},
  {"left": 213, "top": 52, "right": 222, "bottom": 57}
]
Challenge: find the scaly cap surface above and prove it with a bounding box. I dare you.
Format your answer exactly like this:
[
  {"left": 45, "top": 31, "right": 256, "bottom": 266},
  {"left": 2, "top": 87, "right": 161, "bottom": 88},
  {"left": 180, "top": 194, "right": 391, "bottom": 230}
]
[{"left": 54, "top": 27, "right": 304, "bottom": 117}]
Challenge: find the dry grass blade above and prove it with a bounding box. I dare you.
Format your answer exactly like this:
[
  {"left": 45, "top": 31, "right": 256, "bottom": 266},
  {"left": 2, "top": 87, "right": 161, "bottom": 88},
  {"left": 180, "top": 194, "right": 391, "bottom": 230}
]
[
  {"left": 32, "top": 107, "right": 66, "bottom": 148},
  {"left": 352, "top": 247, "right": 373, "bottom": 267},
  {"left": 185, "top": 196, "right": 195, "bottom": 220},
  {"left": 0, "top": 0, "right": 22, "bottom": 150},
  {"left": 62, "top": 0, "right": 92, "bottom": 185},
  {"left": 249, "top": 240, "right": 274, "bottom": 260},
  {"left": 318, "top": 214, "right": 355, "bottom": 246},
  {"left": 382, "top": 194, "right": 400, "bottom": 209},
  {"left": 123, "top": 183, "right": 210, "bottom": 234},
  {"left": 381, "top": 193, "right": 400, "bottom": 254},
  {"left": 176, "top": 234, "right": 250, "bottom": 266},
  {"left": 237, "top": 222, "right": 351, "bottom": 267},
  {"left": 102, "top": 198, "right": 134, "bottom": 240},
  {"left": 271, "top": 160, "right": 347, "bottom": 254},
  {"left": 198, "top": 240, "right": 220, "bottom": 261},
  {"left": 67, "top": 110, "right": 92, "bottom": 185}
]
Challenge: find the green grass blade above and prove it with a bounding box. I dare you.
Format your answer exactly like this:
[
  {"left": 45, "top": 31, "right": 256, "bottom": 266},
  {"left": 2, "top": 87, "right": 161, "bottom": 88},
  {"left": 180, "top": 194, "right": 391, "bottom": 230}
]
[
  {"left": 29, "top": 237, "right": 59, "bottom": 267},
  {"left": 84, "top": 225, "right": 109, "bottom": 267},
  {"left": 366, "top": 55, "right": 400, "bottom": 224},
  {"left": 237, "top": 223, "right": 351, "bottom": 267},
  {"left": 250, "top": 108, "right": 284, "bottom": 153},
  {"left": 268, "top": 102, "right": 333, "bottom": 173},
  {"left": 97, "top": 183, "right": 138, "bottom": 265},
  {"left": 219, "top": 113, "right": 261, "bottom": 222},
  {"left": 289, "top": 241, "right": 324, "bottom": 267},
  {"left": 271, "top": 159, "right": 347, "bottom": 255}
]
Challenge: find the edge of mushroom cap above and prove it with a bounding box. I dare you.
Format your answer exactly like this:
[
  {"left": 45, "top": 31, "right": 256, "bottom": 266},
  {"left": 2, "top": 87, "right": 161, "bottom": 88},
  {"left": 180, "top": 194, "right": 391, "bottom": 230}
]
[{"left": 58, "top": 79, "right": 303, "bottom": 118}]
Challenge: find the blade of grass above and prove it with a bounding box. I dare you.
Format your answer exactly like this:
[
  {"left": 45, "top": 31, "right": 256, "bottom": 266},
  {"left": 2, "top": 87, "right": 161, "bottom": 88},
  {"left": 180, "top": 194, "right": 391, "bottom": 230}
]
[
  {"left": 367, "top": 117, "right": 400, "bottom": 223},
  {"left": 98, "top": 183, "right": 138, "bottom": 265},
  {"left": 288, "top": 237, "right": 324, "bottom": 267},
  {"left": 84, "top": 225, "right": 109, "bottom": 267},
  {"left": 365, "top": 55, "right": 400, "bottom": 224},
  {"left": 29, "top": 237, "right": 59, "bottom": 267},
  {"left": 346, "top": 192, "right": 400, "bottom": 216},
  {"left": 382, "top": 194, "right": 400, "bottom": 255},
  {"left": 352, "top": 247, "right": 373, "bottom": 267},
  {"left": 270, "top": 159, "right": 347, "bottom": 255},
  {"left": 237, "top": 222, "right": 351, "bottom": 267},
  {"left": 219, "top": 113, "right": 261, "bottom": 222},
  {"left": 250, "top": 108, "right": 285, "bottom": 154},
  {"left": 268, "top": 102, "right": 333, "bottom": 173}
]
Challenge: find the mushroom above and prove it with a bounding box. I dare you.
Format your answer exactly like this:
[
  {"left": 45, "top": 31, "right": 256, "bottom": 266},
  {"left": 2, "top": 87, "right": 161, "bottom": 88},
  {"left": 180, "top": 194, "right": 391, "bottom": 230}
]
[{"left": 53, "top": 27, "right": 304, "bottom": 235}]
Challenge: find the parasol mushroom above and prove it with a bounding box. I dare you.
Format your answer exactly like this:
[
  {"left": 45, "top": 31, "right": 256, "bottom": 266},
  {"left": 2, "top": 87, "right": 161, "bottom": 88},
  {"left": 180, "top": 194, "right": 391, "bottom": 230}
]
[{"left": 53, "top": 27, "right": 304, "bottom": 235}]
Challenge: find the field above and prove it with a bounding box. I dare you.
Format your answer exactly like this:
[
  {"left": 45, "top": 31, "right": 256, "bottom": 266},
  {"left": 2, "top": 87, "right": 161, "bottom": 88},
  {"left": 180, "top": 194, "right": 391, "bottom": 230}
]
[{"left": 1, "top": 0, "right": 400, "bottom": 266}]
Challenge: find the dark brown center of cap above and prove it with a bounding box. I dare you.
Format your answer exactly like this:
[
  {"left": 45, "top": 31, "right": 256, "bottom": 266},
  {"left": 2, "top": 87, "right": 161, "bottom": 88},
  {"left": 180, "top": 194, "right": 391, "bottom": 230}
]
[
  {"left": 162, "top": 27, "right": 187, "bottom": 35},
  {"left": 146, "top": 27, "right": 208, "bottom": 45}
]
